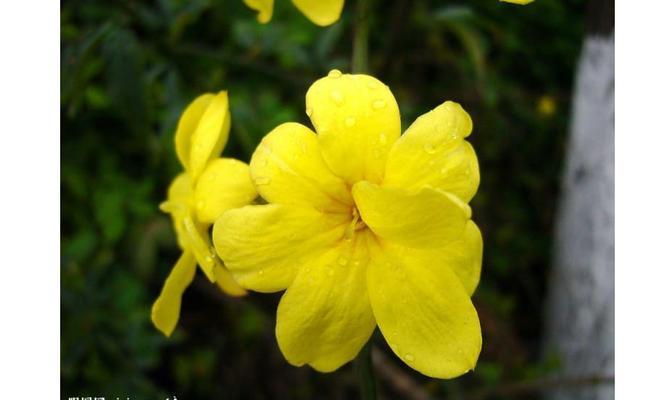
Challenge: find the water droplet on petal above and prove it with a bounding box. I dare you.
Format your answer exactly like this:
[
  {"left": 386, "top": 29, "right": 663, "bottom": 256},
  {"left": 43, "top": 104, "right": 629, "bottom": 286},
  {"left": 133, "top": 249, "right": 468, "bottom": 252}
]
[
  {"left": 423, "top": 143, "right": 437, "bottom": 154},
  {"left": 405, "top": 354, "right": 415, "bottom": 362},
  {"left": 345, "top": 116, "right": 356, "bottom": 127},
  {"left": 254, "top": 176, "right": 271, "bottom": 185},
  {"left": 330, "top": 90, "right": 344, "bottom": 105},
  {"left": 328, "top": 69, "right": 342, "bottom": 78},
  {"left": 260, "top": 158, "right": 269, "bottom": 167},
  {"left": 338, "top": 257, "right": 349, "bottom": 266},
  {"left": 353, "top": 260, "right": 361, "bottom": 267},
  {"left": 436, "top": 124, "right": 446, "bottom": 135},
  {"left": 379, "top": 133, "right": 387, "bottom": 145},
  {"left": 258, "top": 269, "right": 265, "bottom": 275},
  {"left": 305, "top": 107, "right": 313, "bottom": 117},
  {"left": 372, "top": 99, "right": 386, "bottom": 109},
  {"left": 367, "top": 81, "right": 378, "bottom": 90}
]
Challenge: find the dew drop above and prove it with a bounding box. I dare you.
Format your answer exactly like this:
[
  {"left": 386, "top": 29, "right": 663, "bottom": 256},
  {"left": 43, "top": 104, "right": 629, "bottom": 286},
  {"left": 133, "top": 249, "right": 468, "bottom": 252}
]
[
  {"left": 205, "top": 254, "right": 215, "bottom": 266},
  {"left": 367, "top": 81, "right": 378, "bottom": 90},
  {"left": 353, "top": 260, "right": 361, "bottom": 267},
  {"left": 423, "top": 143, "right": 437, "bottom": 154},
  {"left": 254, "top": 176, "right": 271, "bottom": 185},
  {"left": 330, "top": 90, "right": 344, "bottom": 105},
  {"left": 260, "top": 158, "right": 269, "bottom": 167},
  {"left": 404, "top": 354, "right": 415, "bottom": 362},
  {"left": 328, "top": 69, "right": 342, "bottom": 78},
  {"left": 338, "top": 257, "right": 349, "bottom": 266},
  {"left": 372, "top": 99, "right": 386, "bottom": 110},
  {"left": 305, "top": 107, "right": 313, "bottom": 117},
  {"left": 378, "top": 133, "right": 388, "bottom": 145},
  {"left": 344, "top": 116, "right": 356, "bottom": 127},
  {"left": 436, "top": 124, "right": 446, "bottom": 135},
  {"left": 258, "top": 269, "right": 265, "bottom": 275}
]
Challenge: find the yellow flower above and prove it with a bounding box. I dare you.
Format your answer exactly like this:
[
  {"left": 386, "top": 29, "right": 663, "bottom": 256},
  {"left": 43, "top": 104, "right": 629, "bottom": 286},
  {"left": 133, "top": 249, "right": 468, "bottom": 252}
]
[
  {"left": 499, "top": 0, "right": 534, "bottom": 4},
  {"left": 213, "top": 71, "right": 483, "bottom": 378},
  {"left": 243, "top": 0, "right": 344, "bottom": 26},
  {"left": 537, "top": 95, "right": 557, "bottom": 117},
  {"left": 152, "top": 91, "right": 258, "bottom": 337}
]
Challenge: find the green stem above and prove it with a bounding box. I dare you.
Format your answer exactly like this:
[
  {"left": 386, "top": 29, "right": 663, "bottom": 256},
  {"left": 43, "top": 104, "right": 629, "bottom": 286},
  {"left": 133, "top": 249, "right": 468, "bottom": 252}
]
[
  {"left": 356, "top": 339, "right": 377, "bottom": 400},
  {"left": 352, "top": 0, "right": 372, "bottom": 73}
]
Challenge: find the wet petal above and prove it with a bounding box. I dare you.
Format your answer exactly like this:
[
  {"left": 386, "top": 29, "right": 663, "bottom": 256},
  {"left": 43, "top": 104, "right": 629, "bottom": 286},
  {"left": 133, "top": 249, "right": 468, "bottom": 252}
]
[
  {"left": 352, "top": 181, "right": 469, "bottom": 248},
  {"left": 151, "top": 251, "right": 197, "bottom": 337},
  {"left": 159, "top": 173, "right": 193, "bottom": 250},
  {"left": 250, "top": 122, "right": 352, "bottom": 213},
  {"left": 383, "top": 101, "right": 479, "bottom": 202},
  {"left": 276, "top": 231, "right": 376, "bottom": 372},
  {"left": 188, "top": 91, "right": 231, "bottom": 181},
  {"left": 306, "top": 73, "right": 401, "bottom": 184},
  {"left": 367, "top": 238, "right": 482, "bottom": 378},
  {"left": 213, "top": 204, "right": 348, "bottom": 292},
  {"left": 175, "top": 94, "right": 214, "bottom": 172},
  {"left": 194, "top": 158, "right": 257, "bottom": 224}
]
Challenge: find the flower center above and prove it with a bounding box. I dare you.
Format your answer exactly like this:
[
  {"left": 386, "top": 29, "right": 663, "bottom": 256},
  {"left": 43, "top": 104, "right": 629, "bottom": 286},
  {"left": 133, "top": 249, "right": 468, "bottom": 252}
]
[{"left": 344, "top": 207, "right": 367, "bottom": 240}]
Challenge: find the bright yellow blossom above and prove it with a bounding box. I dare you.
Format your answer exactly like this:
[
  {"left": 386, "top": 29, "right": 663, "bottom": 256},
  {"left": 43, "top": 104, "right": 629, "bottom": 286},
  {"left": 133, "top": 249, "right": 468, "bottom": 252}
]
[
  {"left": 243, "top": 0, "right": 344, "bottom": 26},
  {"left": 500, "top": 0, "right": 534, "bottom": 4},
  {"left": 213, "top": 71, "right": 483, "bottom": 378},
  {"left": 152, "top": 91, "right": 257, "bottom": 337}
]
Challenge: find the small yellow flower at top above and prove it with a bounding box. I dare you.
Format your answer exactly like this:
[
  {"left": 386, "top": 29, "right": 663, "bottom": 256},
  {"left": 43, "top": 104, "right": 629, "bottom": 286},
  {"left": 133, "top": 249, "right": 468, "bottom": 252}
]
[
  {"left": 243, "top": 0, "right": 345, "bottom": 26},
  {"left": 499, "top": 0, "right": 535, "bottom": 4},
  {"left": 213, "top": 71, "right": 483, "bottom": 378},
  {"left": 152, "top": 91, "right": 258, "bottom": 337},
  {"left": 537, "top": 95, "right": 557, "bottom": 117}
]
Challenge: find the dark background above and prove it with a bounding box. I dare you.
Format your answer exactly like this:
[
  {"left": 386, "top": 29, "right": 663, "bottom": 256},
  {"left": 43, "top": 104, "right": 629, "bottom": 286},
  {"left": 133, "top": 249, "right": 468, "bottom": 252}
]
[{"left": 61, "top": 0, "right": 585, "bottom": 398}]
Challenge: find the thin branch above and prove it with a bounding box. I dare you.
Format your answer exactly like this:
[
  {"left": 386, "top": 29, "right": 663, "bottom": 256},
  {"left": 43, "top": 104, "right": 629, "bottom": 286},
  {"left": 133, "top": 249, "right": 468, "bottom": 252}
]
[
  {"left": 372, "top": 347, "right": 432, "bottom": 400},
  {"left": 468, "top": 374, "right": 615, "bottom": 400}
]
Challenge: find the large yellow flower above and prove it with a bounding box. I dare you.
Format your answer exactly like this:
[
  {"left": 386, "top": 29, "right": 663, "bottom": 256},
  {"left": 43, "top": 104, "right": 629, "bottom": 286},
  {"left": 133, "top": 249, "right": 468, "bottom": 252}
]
[
  {"left": 152, "top": 91, "right": 257, "bottom": 337},
  {"left": 213, "top": 72, "right": 483, "bottom": 378},
  {"left": 243, "top": 0, "right": 344, "bottom": 26}
]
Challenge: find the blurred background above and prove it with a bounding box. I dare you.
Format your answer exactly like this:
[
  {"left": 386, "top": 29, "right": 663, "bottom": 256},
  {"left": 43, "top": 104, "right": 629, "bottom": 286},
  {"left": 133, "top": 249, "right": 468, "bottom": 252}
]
[{"left": 61, "top": 0, "right": 613, "bottom": 398}]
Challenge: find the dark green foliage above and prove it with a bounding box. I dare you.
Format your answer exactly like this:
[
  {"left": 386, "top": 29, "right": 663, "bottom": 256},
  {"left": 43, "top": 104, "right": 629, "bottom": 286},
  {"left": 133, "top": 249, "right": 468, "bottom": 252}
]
[{"left": 61, "top": 0, "right": 585, "bottom": 398}]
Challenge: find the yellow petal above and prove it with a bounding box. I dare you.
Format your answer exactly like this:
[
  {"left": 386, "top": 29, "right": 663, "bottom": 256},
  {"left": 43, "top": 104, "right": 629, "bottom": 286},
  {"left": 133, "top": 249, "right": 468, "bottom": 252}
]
[
  {"left": 213, "top": 263, "right": 247, "bottom": 297},
  {"left": 366, "top": 238, "right": 482, "bottom": 378},
  {"left": 151, "top": 251, "right": 197, "bottom": 337},
  {"left": 250, "top": 122, "right": 352, "bottom": 213},
  {"left": 159, "top": 173, "right": 193, "bottom": 250},
  {"left": 306, "top": 73, "right": 401, "bottom": 184},
  {"left": 500, "top": 0, "right": 534, "bottom": 4},
  {"left": 175, "top": 94, "right": 215, "bottom": 172},
  {"left": 352, "top": 181, "right": 469, "bottom": 248},
  {"left": 213, "top": 204, "right": 348, "bottom": 292},
  {"left": 383, "top": 101, "right": 480, "bottom": 202},
  {"left": 399, "top": 221, "right": 483, "bottom": 297},
  {"left": 291, "top": 0, "right": 344, "bottom": 26},
  {"left": 244, "top": 0, "right": 274, "bottom": 23},
  {"left": 181, "top": 213, "right": 247, "bottom": 294},
  {"left": 276, "top": 230, "right": 375, "bottom": 372},
  {"left": 180, "top": 214, "right": 217, "bottom": 281},
  {"left": 188, "top": 91, "right": 231, "bottom": 181},
  {"left": 194, "top": 158, "right": 257, "bottom": 224}
]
